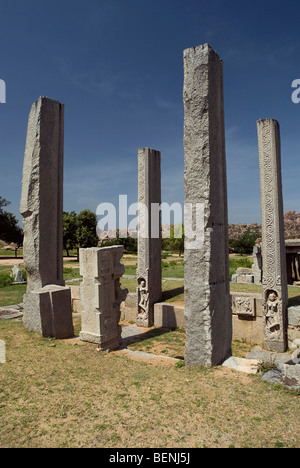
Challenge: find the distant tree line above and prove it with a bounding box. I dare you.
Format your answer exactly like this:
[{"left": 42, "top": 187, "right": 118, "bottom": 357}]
[
  {"left": 0, "top": 197, "right": 23, "bottom": 251},
  {"left": 2, "top": 197, "right": 292, "bottom": 259}
]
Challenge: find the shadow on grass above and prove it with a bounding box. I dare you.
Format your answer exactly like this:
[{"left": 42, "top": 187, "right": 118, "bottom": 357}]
[
  {"left": 123, "top": 326, "right": 180, "bottom": 348},
  {"left": 288, "top": 295, "right": 300, "bottom": 307},
  {"left": 161, "top": 286, "right": 184, "bottom": 302}
]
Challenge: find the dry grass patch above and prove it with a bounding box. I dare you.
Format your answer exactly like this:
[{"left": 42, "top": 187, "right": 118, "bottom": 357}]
[{"left": 0, "top": 316, "right": 299, "bottom": 448}]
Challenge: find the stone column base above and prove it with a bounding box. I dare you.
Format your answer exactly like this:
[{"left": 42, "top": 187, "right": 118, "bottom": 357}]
[{"left": 23, "top": 285, "right": 74, "bottom": 339}]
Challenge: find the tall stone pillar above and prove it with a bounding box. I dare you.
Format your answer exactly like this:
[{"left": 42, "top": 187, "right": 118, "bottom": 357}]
[
  {"left": 257, "top": 119, "right": 288, "bottom": 352},
  {"left": 20, "top": 96, "right": 65, "bottom": 291},
  {"left": 136, "top": 148, "right": 162, "bottom": 327},
  {"left": 183, "top": 44, "right": 232, "bottom": 366},
  {"left": 20, "top": 96, "right": 74, "bottom": 339},
  {"left": 79, "top": 246, "right": 128, "bottom": 350}
]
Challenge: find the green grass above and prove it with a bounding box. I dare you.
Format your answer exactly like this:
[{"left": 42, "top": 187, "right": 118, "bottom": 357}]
[
  {"left": 0, "top": 248, "right": 23, "bottom": 258},
  {"left": 63, "top": 267, "right": 81, "bottom": 281},
  {"left": 0, "top": 284, "right": 27, "bottom": 307},
  {"left": 1, "top": 257, "right": 300, "bottom": 308}
]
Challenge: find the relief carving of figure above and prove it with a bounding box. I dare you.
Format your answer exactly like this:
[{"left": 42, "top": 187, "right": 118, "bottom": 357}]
[
  {"left": 236, "top": 297, "right": 252, "bottom": 315},
  {"left": 137, "top": 278, "right": 149, "bottom": 321},
  {"left": 265, "top": 291, "right": 280, "bottom": 335}
]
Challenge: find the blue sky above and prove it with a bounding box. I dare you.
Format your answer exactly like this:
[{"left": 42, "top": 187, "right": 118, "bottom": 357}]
[{"left": 0, "top": 0, "right": 299, "bottom": 226}]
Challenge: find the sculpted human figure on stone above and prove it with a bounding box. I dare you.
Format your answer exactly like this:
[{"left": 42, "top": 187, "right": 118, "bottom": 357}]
[
  {"left": 266, "top": 291, "right": 280, "bottom": 335},
  {"left": 137, "top": 278, "right": 149, "bottom": 320}
]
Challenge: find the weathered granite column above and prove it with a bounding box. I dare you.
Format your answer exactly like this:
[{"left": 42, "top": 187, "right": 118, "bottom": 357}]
[
  {"left": 183, "top": 44, "right": 232, "bottom": 366},
  {"left": 257, "top": 119, "right": 288, "bottom": 352},
  {"left": 20, "top": 96, "right": 74, "bottom": 339},
  {"left": 79, "top": 246, "right": 128, "bottom": 350},
  {"left": 136, "top": 148, "right": 162, "bottom": 327}
]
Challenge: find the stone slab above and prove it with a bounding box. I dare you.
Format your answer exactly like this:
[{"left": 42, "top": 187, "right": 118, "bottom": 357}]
[
  {"left": 0, "top": 308, "right": 23, "bottom": 320},
  {"left": 154, "top": 303, "right": 185, "bottom": 329},
  {"left": 288, "top": 306, "right": 300, "bottom": 327},
  {"left": 246, "top": 347, "right": 293, "bottom": 366},
  {"left": 0, "top": 340, "right": 6, "bottom": 364},
  {"left": 222, "top": 356, "right": 261, "bottom": 374},
  {"left": 23, "top": 285, "right": 74, "bottom": 339}
]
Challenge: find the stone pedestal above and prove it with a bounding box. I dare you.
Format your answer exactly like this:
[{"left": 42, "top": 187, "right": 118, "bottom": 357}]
[
  {"left": 23, "top": 285, "right": 74, "bottom": 339},
  {"left": 183, "top": 44, "right": 232, "bottom": 366},
  {"left": 79, "top": 246, "right": 127, "bottom": 350},
  {"left": 257, "top": 118, "right": 288, "bottom": 352},
  {"left": 136, "top": 148, "right": 162, "bottom": 327}
]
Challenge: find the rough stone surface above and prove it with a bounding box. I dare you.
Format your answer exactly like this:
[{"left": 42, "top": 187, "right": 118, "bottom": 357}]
[
  {"left": 0, "top": 340, "right": 6, "bottom": 364},
  {"left": 183, "top": 43, "right": 232, "bottom": 366},
  {"left": 136, "top": 148, "right": 162, "bottom": 327},
  {"left": 246, "top": 347, "right": 293, "bottom": 366},
  {"left": 23, "top": 285, "right": 74, "bottom": 339},
  {"left": 252, "top": 244, "right": 262, "bottom": 285},
  {"left": 154, "top": 303, "right": 185, "bottom": 329},
  {"left": 12, "top": 264, "right": 23, "bottom": 283},
  {"left": 20, "top": 96, "right": 65, "bottom": 292},
  {"left": 0, "top": 308, "right": 23, "bottom": 320},
  {"left": 257, "top": 119, "right": 288, "bottom": 352},
  {"left": 288, "top": 306, "right": 300, "bottom": 327},
  {"left": 20, "top": 96, "right": 73, "bottom": 339},
  {"left": 222, "top": 356, "right": 261, "bottom": 374},
  {"left": 262, "top": 366, "right": 300, "bottom": 390},
  {"left": 79, "top": 246, "right": 127, "bottom": 350}
]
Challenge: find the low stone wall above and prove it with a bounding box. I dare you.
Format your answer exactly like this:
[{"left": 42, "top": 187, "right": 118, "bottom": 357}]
[
  {"left": 70, "top": 285, "right": 84, "bottom": 313},
  {"left": 70, "top": 287, "right": 300, "bottom": 346},
  {"left": 231, "top": 292, "right": 264, "bottom": 345}
]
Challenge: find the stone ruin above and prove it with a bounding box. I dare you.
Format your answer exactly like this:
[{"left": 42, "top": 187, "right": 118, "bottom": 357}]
[
  {"left": 20, "top": 96, "right": 74, "bottom": 339},
  {"left": 257, "top": 118, "right": 288, "bottom": 352},
  {"left": 79, "top": 246, "right": 127, "bottom": 350},
  {"left": 11, "top": 264, "right": 24, "bottom": 284},
  {"left": 17, "top": 44, "right": 300, "bottom": 373},
  {"left": 136, "top": 147, "right": 162, "bottom": 327},
  {"left": 183, "top": 44, "right": 232, "bottom": 366}
]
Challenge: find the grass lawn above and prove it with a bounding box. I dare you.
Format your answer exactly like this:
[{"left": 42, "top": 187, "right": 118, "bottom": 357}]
[
  {"left": 0, "top": 316, "right": 299, "bottom": 448},
  {"left": 0, "top": 255, "right": 300, "bottom": 448}
]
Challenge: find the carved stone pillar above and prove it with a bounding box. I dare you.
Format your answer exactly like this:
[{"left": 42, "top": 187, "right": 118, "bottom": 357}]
[
  {"left": 79, "top": 246, "right": 128, "bottom": 350},
  {"left": 257, "top": 119, "right": 288, "bottom": 352},
  {"left": 136, "top": 148, "right": 162, "bottom": 327}
]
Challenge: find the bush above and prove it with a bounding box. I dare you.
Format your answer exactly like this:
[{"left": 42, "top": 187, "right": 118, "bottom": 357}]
[{"left": 0, "top": 273, "right": 13, "bottom": 287}]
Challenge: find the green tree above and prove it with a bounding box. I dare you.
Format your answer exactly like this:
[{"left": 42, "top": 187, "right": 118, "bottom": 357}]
[
  {"left": 0, "top": 197, "right": 23, "bottom": 252},
  {"left": 76, "top": 210, "right": 98, "bottom": 248},
  {"left": 162, "top": 223, "right": 184, "bottom": 256},
  {"left": 102, "top": 230, "right": 137, "bottom": 253},
  {"left": 63, "top": 211, "right": 77, "bottom": 256},
  {"left": 231, "top": 227, "right": 260, "bottom": 255},
  {"left": 63, "top": 210, "right": 99, "bottom": 260}
]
